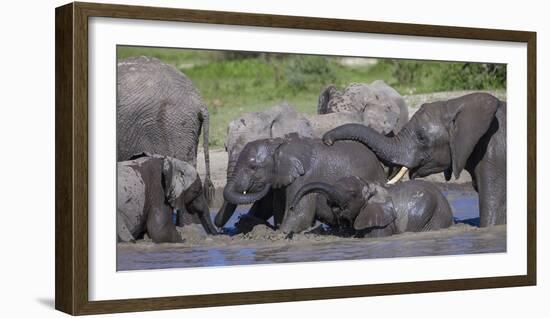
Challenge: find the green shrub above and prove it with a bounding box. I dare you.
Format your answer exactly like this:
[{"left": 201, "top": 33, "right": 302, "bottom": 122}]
[
  {"left": 384, "top": 60, "right": 506, "bottom": 93},
  {"left": 284, "top": 56, "right": 336, "bottom": 93}
]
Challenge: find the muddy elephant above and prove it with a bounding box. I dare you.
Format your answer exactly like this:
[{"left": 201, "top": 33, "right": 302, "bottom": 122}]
[
  {"left": 117, "top": 56, "right": 214, "bottom": 210},
  {"left": 291, "top": 177, "right": 453, "bottom": 237},
  {"left": 218, "top": 134, "right": 386, "bottom": 234},
  {"left": 318, "top": 80, "right": 409, "bottom": 135},
  {"left": 117, "top": 153, "right": 217, "bottom": 243},
  {"left": 323, "top": 92, "right": 506, "bottom": 227},
  {"left": 216, "top": 103, "right": 314, "bottom": 229}
]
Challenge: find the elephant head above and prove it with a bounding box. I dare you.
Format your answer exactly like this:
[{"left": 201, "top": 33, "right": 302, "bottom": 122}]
[
  {"left": 290, "top": 176, "right": 396, "bottom": 231},
  {"left": 323, "top": 93, "right": 500, "bottom": 183},
  {"left": 215, "top": 135, "right": 311, "bottom": 226},
  {"left": 130, "top": 153, "right": 218, "bottom": 234}
]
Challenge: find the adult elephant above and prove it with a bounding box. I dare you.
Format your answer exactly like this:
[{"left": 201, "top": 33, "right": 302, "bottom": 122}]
[
  {"left": 117, "top": 56, "right": 214, "bottom": 209},
  {"left": 323, "top": 93, "right": 506, "bottom": 227},
  {"left": 291, "top": 177, "right": 453, "bottom": 237},
  {"left": 219, "top": 134, "right": 386, "bottom": 234},
  {"left": 117, "top": 153, "right": 217, "bottom": 243},
  {"left": 317, "top": 80, "right": 409, "bottom": 135}
]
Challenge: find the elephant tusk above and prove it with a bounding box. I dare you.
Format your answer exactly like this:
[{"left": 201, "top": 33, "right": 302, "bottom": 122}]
[{"left": 387, "top": 167, "right": 408, "bottom": 185}]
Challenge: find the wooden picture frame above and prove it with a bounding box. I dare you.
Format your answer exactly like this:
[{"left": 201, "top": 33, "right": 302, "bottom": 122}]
[{"left": 55, "top": 1, "right": 536, "bottom": 315}]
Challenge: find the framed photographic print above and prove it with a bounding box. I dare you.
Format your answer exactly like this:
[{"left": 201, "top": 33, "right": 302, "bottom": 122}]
[{"left": 55, "top": 2, "right": 536, "bottom": 315}]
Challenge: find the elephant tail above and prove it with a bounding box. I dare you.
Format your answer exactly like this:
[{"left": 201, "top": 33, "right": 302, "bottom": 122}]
[{"left": 200, "top": 106, "right": 215, "bottom": 206}]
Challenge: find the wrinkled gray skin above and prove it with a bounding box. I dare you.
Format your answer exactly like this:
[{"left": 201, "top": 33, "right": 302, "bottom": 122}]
[
  {"left": 291, "top": 177, "right": 453, "bottom": 237},
  {"left": 305, "top": 112, "right": 364, "bottom": 138},
  {"left": 219, "top": 134, "right": 386, "bottom": 233},
  {"left": 117, "top": 153, "right": 217, "bottom": 243},
  {"left": 318, "top": 80, "right": 409, "bottom": 135},
  {"left": 216, "top": 103, "right": 314, "bottom": 229},
  {"left": 323, "top": 93, "right": 506, "bottom": 227},
  {"left": 117, "top": 56, "right": 214, "bottom": 221},
  {"left": 217, "top": 103, "right": 400, "bottom": 229}
]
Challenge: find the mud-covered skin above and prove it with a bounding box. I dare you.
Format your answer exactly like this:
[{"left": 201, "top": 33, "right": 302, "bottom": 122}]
[
  {"left": 117, "top": 154, "right": 216, "bottom": 243},
  {"left": 218, "top": 103, "right": 313, "bottom": 231},
  {"left": 323, "top": 93, "right": 506, "bottom": 227},
  {"left": 219, "top": 134, "right": 386, "bottom": 234},
  {"left": 291, "top": 177, "right": 453, "bottom": 237},
  {"left": 117, "top": 56, "right": 214, "bottom": 210},
  {"left": 218, "top": 103, "right": 391, "bottom": 231},
  {"left": 317, "top": 80, "right": 409, "bottom": 135}
]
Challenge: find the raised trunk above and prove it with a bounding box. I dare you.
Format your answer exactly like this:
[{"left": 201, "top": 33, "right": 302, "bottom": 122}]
[
  {"left": 291, "top": 182, "right": 346, "bottom": 209},
  {"left": 323, "top": 123, "right": 412, "bottom": 167},
  {"left": 223, "top": 180, "right": 271, "bottom": 205}
]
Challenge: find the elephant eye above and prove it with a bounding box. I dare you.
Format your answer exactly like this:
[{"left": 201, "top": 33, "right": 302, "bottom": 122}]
[{"left": 417, "top": 132, "right": 427, "bottom": 144}]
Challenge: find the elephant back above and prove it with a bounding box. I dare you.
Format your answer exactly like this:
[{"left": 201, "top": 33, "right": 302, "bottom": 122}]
[
  {"left": 225, "top": 103, "right": 313, "bottom": 160},
  {"left": 318, "top": 81, "right": 408, "bottom": 135},
  {"left": 305, "top": 112, "right": 363, "bottom": 139},
  {"left": 116, "top": 56, "right": 206, "bottom": 164},
  {"left": 117, "top": 161, "right": 147, "bottom": 238}
]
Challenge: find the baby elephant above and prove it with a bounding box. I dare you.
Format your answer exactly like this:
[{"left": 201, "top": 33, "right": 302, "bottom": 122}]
[
  {"left": 117, "top": 153, "right": 217, "bottom": 243},
  {"left": 291, "top": 177, "right": 453, "bottom": 237}
]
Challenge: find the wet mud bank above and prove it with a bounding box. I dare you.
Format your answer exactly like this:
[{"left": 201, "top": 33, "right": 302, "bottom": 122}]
[{"left": 117, "top": 186, "right": 505, "bottom": 271}]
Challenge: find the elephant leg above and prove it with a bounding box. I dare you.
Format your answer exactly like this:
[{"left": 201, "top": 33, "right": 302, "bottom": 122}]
[
  {"left": 364, "top": 227, "right": 395, "bottom": 238},
  {"left": 146, "top": 205, "right": 183, "bottom": 243},
  {"left": 272, "top": 189, "right": 286, "bottom": 228},
  {"left": 247, "top": 191, "right": 275, "bottom": 222},
  {"left": 176, "top": 209, "right": 202, "bottom": 226},
  {"left": 475, "top": 162, "right": 506, "bottom": 227},
  {"left": 175, "top": 205, "right": 188, "bottom": 227},
  {"left": 362, "top": 223, "right": 396, "bottom": 238},
  {"left": 117, "top": 211, "right": 135, "bottom": 242},
  {"left": 315, "top": 196, "right": 336, "bottom": 227},
  {"left": 280, "top": 189, "right": 316, "bottom": 234},
  {"left": 234, "top": 193, "right": 276, "bottom": 233}
]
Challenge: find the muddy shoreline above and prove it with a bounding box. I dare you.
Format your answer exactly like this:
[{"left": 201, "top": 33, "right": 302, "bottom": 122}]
[
  {"left": 117, "top": 223, "right": 506, "bottom": 271},
  {"left": 117, "top": 186, "right": 505, "bottom": 271}
]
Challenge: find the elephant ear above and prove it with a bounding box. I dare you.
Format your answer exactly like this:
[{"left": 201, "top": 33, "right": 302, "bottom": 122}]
[
  {"left": 162, "top": 157, "right": 197, "bottom": 205},
  {"left": 448, "top": 95, "right": 499, "bottom": 179},
  {"left": 272, "top": 144, "right": 307, "bottom": 188},
  {"left": 354, "top": 183, "right": 396, "bottom": 230}
]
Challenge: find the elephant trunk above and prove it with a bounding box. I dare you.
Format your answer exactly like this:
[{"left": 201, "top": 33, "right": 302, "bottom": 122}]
[
  {"left": 290, "top": 182, "right": 346, "bottom": 210},
  {"left": 323, "top": 123, "right": 414, "bottom": 168},
  {"left": 214, "top": 201, "right": 237, "bottom": 228},
  {"left": 187, "top": 193, "right": 218, "bottom": 234},
  {"left": 223, "top": 179, "right": 271, "bottom": 205},
  {"left": 214, "top": 157, "right": 239, "bottom": 228},
  {"left": 199, "top": 210, "right": 218, "bottom": 235}
]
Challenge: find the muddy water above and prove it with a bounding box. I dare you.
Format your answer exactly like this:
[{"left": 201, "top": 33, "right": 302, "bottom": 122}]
[{"left": 117, "top": 189, "right": 506, "bottom": 271}]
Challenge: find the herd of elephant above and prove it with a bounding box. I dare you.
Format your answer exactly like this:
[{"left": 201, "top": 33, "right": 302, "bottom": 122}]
[{"left": 116, "top": 56, "right": 506, "bottom": 243}]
